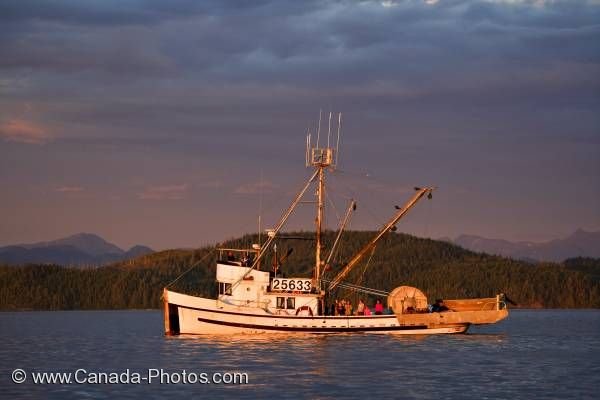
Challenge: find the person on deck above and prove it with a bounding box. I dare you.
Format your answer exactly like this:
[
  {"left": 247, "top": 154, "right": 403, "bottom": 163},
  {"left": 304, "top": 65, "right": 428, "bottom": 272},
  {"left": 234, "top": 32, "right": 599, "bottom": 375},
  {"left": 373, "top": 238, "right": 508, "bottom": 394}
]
[
  {"left": 337, "top": 300, "right": 346, "bottom": 316},
  {"left": 364, "top": 305, "right": 371, "bottom": 316},
  {"left": 356, "top": 299, "right": 365, "bottom": 316},
  {"left": 375, "top": 299, "right": 384, "bottom": 315},
  {"left": 345, "top": 300, "right": 353, "bottom": 316},
  {"left": 431, "top": 299, "right": 449, "bottom": 312}
]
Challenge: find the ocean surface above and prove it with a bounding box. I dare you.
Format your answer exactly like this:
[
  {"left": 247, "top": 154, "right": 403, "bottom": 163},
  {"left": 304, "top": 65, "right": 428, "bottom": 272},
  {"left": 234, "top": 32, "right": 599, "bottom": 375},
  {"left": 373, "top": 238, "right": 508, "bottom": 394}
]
[{"left": 1, "top": 309, "right": 599, "bottom": 399}]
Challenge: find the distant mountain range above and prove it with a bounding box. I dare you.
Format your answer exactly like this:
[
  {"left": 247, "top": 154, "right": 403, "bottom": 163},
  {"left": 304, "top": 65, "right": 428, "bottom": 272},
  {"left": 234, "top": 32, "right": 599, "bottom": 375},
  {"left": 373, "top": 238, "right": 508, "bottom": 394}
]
[
  {"left": 0, "top": 233, "right": 153, "bottom": 267},
  {"left": 449, "top": 229, "right": 600, "bottom": 263},
  {"left": 1, "top": 229, "right": 597, "bottom": 267}
]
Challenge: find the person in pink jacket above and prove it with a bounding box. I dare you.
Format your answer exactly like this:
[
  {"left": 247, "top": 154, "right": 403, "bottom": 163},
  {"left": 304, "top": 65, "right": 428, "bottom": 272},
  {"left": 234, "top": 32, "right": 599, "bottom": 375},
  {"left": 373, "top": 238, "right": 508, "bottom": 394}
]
[{"left": 375, "top": 299, "right": 384, "bottom": 315}]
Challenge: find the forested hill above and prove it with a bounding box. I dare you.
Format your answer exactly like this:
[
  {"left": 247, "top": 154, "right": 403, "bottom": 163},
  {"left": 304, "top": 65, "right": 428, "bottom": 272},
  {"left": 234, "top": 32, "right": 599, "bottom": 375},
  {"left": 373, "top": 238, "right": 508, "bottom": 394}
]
[{"left": 1, "top": 231, "right": 599, "bottom": 310}]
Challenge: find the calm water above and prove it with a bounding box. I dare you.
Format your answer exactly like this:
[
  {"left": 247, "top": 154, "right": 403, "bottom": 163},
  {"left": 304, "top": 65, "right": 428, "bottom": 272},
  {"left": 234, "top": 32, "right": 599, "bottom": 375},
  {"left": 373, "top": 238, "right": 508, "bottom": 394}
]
[{"left": 1, "top": 310, "right": 599, "bottom": 399}]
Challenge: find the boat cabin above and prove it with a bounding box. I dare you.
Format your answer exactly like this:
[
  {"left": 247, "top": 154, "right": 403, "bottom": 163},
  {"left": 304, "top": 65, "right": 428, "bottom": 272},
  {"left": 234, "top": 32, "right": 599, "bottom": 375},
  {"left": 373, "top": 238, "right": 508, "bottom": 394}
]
[{"left": 216, "top": 248, "right": 319, "bottom": 316}]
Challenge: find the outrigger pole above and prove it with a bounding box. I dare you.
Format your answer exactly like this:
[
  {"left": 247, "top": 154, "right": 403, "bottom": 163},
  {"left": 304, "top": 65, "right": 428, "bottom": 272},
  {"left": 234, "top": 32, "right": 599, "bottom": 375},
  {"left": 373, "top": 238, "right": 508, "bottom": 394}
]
[{"left": 327, "top": 186, "right": 435, "bottom": 292}]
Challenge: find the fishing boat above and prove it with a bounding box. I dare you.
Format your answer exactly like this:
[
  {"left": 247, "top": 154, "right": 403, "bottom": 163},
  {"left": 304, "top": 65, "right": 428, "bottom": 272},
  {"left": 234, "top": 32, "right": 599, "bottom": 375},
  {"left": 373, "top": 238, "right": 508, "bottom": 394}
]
[{"left": 163, "top": 114, "right": 509, "bottom": 335}]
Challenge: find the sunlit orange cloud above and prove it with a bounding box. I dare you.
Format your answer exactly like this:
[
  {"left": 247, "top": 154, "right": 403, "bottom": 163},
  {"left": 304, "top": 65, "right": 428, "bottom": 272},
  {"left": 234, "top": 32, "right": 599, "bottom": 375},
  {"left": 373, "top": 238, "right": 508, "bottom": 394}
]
[{"left": 0, "top": 119, "right": 50, "bottom": 144}]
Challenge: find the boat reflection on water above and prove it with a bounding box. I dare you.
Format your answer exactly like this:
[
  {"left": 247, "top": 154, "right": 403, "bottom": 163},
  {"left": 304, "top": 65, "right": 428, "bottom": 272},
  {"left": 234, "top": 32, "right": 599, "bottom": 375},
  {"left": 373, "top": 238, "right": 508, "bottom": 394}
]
[{"left": 170, "top": 330, "right": 509, "bottom": 348}]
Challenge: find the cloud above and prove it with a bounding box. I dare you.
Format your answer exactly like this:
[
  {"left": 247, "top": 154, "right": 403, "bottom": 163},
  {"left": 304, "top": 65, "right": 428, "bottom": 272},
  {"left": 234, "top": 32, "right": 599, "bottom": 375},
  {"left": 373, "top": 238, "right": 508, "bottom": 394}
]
[
  {"left": 0, "top": 119, "right": 50, "bottom": 144},
  {"left": 55, "top": 186, "right": 85, "bottom": 193},
  {"left": 0, "top": 0, "right": 598, "bottom": 147},
  {"left": 234, "top": 180, "right": 278, "bottom": 194},
  {"left": 138, "top": 184, "right": 188, "bottom": 200},
  {"left": 0, "top": 0, "right": 204, "bottom": 26}
]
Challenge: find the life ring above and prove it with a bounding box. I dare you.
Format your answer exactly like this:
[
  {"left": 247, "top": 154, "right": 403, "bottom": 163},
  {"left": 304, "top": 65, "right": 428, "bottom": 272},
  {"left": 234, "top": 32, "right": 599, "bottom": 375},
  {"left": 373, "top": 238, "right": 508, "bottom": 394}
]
[{"left": 296, "top": 305, "right": 313, "bottom": 316}]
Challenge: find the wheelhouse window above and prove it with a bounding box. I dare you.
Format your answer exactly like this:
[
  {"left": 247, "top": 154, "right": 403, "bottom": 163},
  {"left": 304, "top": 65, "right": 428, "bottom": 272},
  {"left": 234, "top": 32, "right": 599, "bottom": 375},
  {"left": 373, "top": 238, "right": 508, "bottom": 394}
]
[
  {"left": 286, "top": 297, "right": 295, "bottom": 310},
  {"left": 276, "top": 297, "right": 285, "bottom": 309},
  {"left": 276, "top": 297, "right": 296, "bottom": 309},
  {"left": 218, "top": 282, "right": 232, "bottom": 295}
]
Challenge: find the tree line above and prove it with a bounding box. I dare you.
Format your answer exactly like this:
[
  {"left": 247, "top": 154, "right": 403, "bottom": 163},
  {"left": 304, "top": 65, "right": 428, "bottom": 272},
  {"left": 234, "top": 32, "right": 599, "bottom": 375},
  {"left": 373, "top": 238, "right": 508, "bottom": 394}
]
[{"left": 1, "top": 231, "right": 599, "bottom": 310}]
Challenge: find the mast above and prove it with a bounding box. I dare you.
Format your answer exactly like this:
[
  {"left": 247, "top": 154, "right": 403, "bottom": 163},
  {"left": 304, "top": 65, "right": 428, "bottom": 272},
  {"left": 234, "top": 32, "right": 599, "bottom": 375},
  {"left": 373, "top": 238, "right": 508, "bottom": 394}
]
[
  {"left": 315, "top": 165, "right": 325, "bottom": 283},
  {"left": 310, "top": 150, "right": 331, "bottom": 290},
  {"left": 308, "top": 112, "right": 340, "bottom": 291}
]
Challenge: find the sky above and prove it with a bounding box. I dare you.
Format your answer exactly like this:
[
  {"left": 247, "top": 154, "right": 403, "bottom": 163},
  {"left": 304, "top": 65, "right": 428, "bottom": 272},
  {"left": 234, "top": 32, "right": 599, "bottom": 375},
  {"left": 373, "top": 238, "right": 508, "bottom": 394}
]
[{"left": 0, "top": 0, "right": 599, "bottom": 250}]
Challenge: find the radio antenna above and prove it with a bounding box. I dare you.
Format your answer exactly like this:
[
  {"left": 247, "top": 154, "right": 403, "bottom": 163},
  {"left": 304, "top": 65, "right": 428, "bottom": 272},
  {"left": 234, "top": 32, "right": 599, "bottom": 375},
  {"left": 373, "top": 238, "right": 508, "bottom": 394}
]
[
  {"left": 327, "top": 111, "right": 332, "bottom": 148},
  {"left": 316, "top": 109, "right": 322, "bottom": 148},
  {"left": 305, "top": 129, "right": 311, "bottom": 167},
  {"left": 336, "top": 112, "right": 342, "bottom": 166}
]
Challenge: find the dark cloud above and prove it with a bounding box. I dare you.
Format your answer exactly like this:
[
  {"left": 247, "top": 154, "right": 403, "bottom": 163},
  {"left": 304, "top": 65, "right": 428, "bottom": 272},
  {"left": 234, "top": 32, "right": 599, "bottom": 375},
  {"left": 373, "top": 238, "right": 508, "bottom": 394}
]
[
  {"left": 0, "top": 0, "right": 206, "bottom": 26},
  {"left": 2, "top": 0, "right": 598, "bottom": 90}
]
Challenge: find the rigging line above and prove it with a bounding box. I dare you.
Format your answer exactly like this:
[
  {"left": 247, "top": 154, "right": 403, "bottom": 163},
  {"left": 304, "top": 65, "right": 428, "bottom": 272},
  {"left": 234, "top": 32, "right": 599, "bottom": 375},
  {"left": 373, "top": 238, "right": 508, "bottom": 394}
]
[
  {"left": 258, "top": 190, "right": 292, "bottom": 218},
  {"left": 334, "top": 168, "right": 396, "bottom": 203},
  {"left": 326, "top": 173, "right": 352, "bottom": 214},
  {"left": 237, "top": 180, "right": 307, "bottom": 236},
  {"left": 320, "top": 278, "right": 389, "bottom": 297},
  {"left": 321, "top": 236, "right": 370, "bottom": 285},
  {"left": 255, "top": 173, "right": 316, "bottom": 219},
  {"left": 229, "top": 169, "right": 320, "bottom": 294},
  {"left": 165, "top": 248, "right": 216, "bottom": 289},
  {"left": 326, "top": 198, "right": 355, "bottom": 268},
  {"left": 328, "top": 172, "right": 354, "bottom": 202},
  {"left": 250, "top": 182, "right": 308, "bottom": 227},
  {"left": 338, "top": 176, "right": 387, "bottom": 228},
  {"left": 330, "top": 173, "right": 362, "bottom": 205},
  {"left": 325, "top": 187, "right": 341, "bottom": 223},
  {"left": 334, "top": 168, "right": 409, "bottom": 214},
  {"left": 336, "top": 168, "right": 402, "bottom": 187},
  {"left": 326, "top": 178, "right": 358, "bottom": 270},
  {"left": 334, "top": 284, "right": 389, "bottom": 297},
  {"left": 224, "top": 192, "right": 291, "bottom": 244},
  {"left": 424, "top": 193, "right": 433, "bottom": 239},
  {"left": 329, "top": 171, "right": 388, "bottom": 226},
  {"left": 234, "top": 193, "right": 295, "bottom": 244},
  {"left": 356, "top": 245, "right": 377, "bottom": 288},
  {"left": 333, "top": 168, "right": 375, "bottom": 179}
]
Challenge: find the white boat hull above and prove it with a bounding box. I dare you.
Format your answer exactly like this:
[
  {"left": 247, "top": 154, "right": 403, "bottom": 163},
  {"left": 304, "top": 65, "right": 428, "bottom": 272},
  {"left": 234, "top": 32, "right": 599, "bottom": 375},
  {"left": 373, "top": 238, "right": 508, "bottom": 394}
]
[{"left": 164, "top": 290, "right": 469, "bottom": 335}]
